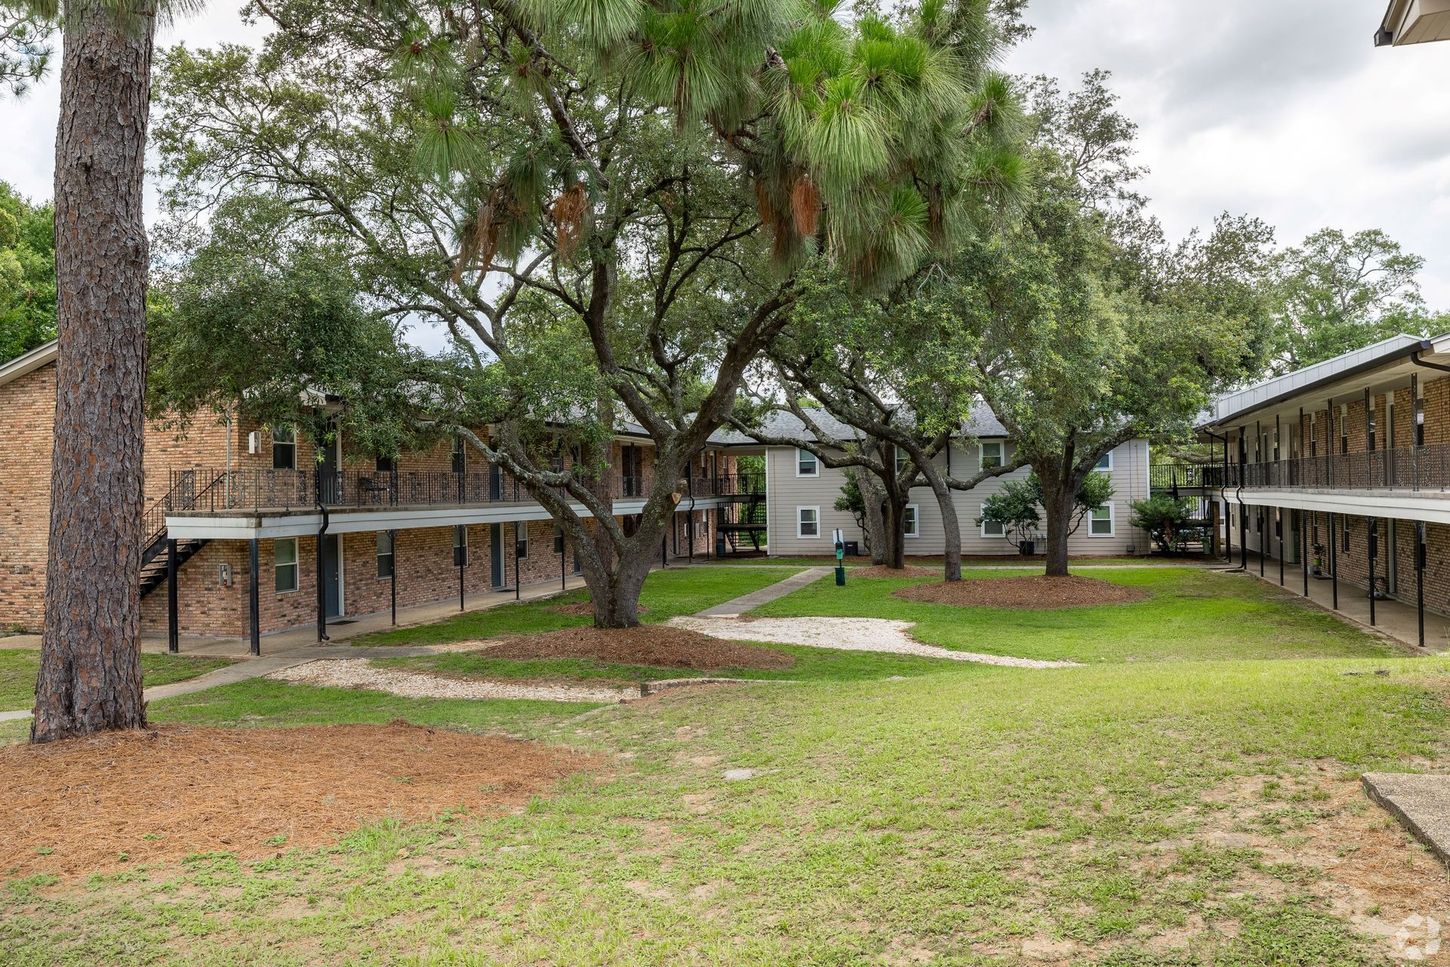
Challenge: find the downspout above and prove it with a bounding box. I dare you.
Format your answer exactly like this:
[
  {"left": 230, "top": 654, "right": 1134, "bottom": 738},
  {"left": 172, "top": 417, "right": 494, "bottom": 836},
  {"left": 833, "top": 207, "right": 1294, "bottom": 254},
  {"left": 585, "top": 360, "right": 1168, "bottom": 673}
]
[
  {"left": 315, "top": 503, "right": 330, "bottom": 642},
  {"left": 1411, "top": 351, "right": 1450, "bottom": 376}
]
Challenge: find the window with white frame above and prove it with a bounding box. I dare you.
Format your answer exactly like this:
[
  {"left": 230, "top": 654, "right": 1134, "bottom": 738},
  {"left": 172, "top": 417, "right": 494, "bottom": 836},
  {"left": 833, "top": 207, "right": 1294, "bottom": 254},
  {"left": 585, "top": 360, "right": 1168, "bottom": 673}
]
[
  {"left": 1339, "top": 404, "right": 1349, "bottom": 454},
  {"left": 981, "top": 517, "right": 1005, "bottom": 538},
  {"left": 377, "top": 531, "right": 394, "bottom": 578},
  {"left": 980, "top": 441, "right": 1004, "bottom": 470},
  {"left": 1094, "top": 450, "right": 1113, "bottom": 472},
  {"left": 796, "top": 506, "right": 820, "bottom": 539},
  {"left": 903, "top": 504, "right": 920, "bottom": 538},
  {"left": 271, "top": 425, "right": 296, "bottom": 471},
  {"left": 796, "top": 448, "right": 819, "bottom": 477},
  {"left": 515, "top": 523, "right": 528, "bottom": 558},
  {"left": 274, "top": 538, "right": 299, "bottom": 592},
  {"left": 1089, "top": 504, "right": 1114, "bottom": 537},
  {"left": 453, "top": 525, "right": 468, "bottom": 566},
  {"left": 895, "top": 449, "right": 910, "bottom": 474}
]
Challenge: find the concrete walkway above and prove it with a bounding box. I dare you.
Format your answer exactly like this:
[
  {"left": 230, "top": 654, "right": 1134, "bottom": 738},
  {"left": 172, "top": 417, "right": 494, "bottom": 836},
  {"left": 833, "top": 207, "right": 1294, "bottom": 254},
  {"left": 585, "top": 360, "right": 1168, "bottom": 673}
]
[{"left": 697, "top": 567, "right": 830, "bottom": 617}]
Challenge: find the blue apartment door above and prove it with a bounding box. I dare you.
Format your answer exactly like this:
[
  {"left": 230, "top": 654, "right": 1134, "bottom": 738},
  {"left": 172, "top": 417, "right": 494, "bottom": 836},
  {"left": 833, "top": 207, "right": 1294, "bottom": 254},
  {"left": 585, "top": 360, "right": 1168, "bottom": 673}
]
[
  {"left": 321, "top": 534, "right": 343, "bottom": 618},
  {"left": 489, "top": 523, "right": 505, "bottom": 588}
]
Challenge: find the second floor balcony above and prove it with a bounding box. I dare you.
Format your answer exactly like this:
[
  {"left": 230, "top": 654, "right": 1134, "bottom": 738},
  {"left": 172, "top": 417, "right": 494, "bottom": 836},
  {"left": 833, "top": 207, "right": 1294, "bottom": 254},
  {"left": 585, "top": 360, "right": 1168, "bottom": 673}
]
[
  {"left": 160, "top": 466, "right": 765, "bottom": 516},
  {"left": 1227, "top": 444, "right": 1450, "bottom": 494}
]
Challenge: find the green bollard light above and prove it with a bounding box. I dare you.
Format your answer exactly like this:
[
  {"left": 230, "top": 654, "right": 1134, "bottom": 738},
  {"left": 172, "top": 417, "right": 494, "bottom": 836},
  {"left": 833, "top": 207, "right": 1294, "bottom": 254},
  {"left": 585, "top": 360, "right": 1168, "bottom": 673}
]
[{"left": 835, "top": 536, "right": 846, "bottom": 586}]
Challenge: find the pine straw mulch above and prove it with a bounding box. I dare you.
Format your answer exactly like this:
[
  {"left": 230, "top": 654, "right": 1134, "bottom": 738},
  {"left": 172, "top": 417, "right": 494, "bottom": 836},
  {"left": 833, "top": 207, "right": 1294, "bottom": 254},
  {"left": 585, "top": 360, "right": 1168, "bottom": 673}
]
[
  {"left": 552, "top": 601, "right": 649, "bottom": 617},
  {"left": 482, "top": 625, "right": 795, "bottom": 671},
  {"left": 0, "top": 722, "right": 598, "bottom": 878},
  {"left": 894, "top": 574, "right": 1149, "bottom": 610},
  {"left": 850, "top": 565, "right": 939, "bottom": 579}
]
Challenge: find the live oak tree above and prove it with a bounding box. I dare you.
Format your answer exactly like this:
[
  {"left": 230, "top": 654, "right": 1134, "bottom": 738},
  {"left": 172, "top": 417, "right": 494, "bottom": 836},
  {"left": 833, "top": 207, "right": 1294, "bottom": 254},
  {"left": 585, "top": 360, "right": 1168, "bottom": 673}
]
[
  {"left": 920, "top": 72, "right": 1274, "bottom": 577},
  {"left": 153, "top": 0, "right": 1021, "bottom": 626},
  {"left": 1267, "top": 228, "right": 1439, "bottom": 376},
  {"left": 977, "top": 471, "right": 1112, "bottom": 552}
]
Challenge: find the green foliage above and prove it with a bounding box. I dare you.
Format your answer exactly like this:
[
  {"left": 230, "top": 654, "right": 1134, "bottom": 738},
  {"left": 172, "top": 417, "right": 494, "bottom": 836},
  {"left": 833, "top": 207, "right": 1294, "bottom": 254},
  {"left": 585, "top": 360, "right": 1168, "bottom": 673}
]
[
  {"left": 976, "top": 471, "right": 1113, "bottom": 546},
  {"left": 0, "top": 9, "right": 51, "bottom": 97},
  {"left": 0, "top": 181, "right": 54, "bottom": 363},
  {"left": 1129, "top": 493, "right": 1196, "bottom": 553},
  {"left": 1267, "top": 227, "right": 1437, "bottom": 375}
]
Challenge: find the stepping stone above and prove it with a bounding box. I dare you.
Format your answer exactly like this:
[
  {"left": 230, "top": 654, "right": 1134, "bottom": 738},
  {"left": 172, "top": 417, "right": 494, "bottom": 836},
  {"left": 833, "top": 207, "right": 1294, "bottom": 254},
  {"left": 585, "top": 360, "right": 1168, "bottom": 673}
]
[{"left": 1363, "top": 772, "right": 1450, "bottom": 869}]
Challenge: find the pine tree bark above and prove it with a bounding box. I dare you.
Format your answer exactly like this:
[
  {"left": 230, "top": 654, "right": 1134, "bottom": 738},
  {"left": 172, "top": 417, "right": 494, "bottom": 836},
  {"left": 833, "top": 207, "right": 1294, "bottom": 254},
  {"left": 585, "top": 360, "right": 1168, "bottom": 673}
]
[{"left": 31, "top": 0, "right": 155, "bottom": 742}]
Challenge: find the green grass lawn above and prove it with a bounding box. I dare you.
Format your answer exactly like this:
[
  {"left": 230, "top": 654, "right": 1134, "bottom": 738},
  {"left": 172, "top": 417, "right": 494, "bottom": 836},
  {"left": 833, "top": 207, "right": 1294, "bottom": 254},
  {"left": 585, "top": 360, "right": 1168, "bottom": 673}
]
[
  {"left": 2, "top": 565, "right": 1444, "bottom": 965},
  {"left": 713, "top": 554, "right": 1167, "bottom": 567},
  {"left": 354, "top": 564, "right": 804, "bottom": 647},
  {"left": 751, "top": 566, "right": 1398, "bottom": 664},
  {"left": 0, "top": 649, "right": 234, "bottom": 712}
]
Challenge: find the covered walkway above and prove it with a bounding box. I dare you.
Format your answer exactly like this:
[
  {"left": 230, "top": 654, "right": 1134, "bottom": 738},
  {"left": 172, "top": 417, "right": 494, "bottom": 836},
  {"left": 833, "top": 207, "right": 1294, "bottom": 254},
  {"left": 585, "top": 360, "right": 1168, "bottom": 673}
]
[{"left": 1215, "top": 557, "right": 1450, "bottom": 653}]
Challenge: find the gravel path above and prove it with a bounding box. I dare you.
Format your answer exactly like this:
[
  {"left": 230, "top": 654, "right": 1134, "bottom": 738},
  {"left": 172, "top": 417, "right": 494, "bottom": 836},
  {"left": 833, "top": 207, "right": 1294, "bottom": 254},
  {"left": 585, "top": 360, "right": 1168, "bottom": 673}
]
[
  {"left": 268, "top": 659, "right": 639, "bottom": 703},
  {"left": 669, "top": 616, "right": 1080, "bottom": 669}
]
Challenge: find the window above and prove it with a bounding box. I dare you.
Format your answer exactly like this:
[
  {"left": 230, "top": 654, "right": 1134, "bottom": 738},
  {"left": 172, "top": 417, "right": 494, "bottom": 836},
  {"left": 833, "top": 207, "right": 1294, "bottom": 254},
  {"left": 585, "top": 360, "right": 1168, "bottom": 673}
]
[
  {"left": 903, "top": 504, "right": 920, "bottom": 538},
  {"left": 895, "top": 449, "right": 910, "bottom": 474},
  {"left": 274, "top": 538, "right": 299, "bottom": 593},
  {"left": 451, "top": 436, "right": 466, "bottom": 474},
  {"left": 981, "top": 517, "right": 1005, "bottom": 538},
  {"left": 1368, "top": 398, "right": 1377, "bottom": 451},
  {"left": 515, "top": 523, "right": 528, "bottom": 559},
  {"left": 376, "top": 454, "right": 396, "bottom": 473},
  {"left": 796, "top": 506, "right": 820, "bottom": 539},
  {"left": 553, "top": 526, "right": 565, "bottom": 555},
  {"left": 1094, "top": 451, "right": 1113, "bottom": 472},
  {"left": 377, "top": 531, "right": 394, "bottom": 578},
  {"left": 980, "top": 441, "right": 1004, "bottom": 470},
  {"left": 1339, "top": 404, "right": 1349, "bottom": 454},
  {"left": 453, "top": 525, "right": 468, "bottom": 566},
  {"left": 271, "top": 425, "right": 296, "bottom": 471},
  {"left": 796, "top": 448, "right": 819, "bottom": 477},
  {"left": 1342, "top": 518, "right": 1351, "bottom": 553},
  {"left": 1089, "top": 504, "right": 1114, "bottom": 537}
]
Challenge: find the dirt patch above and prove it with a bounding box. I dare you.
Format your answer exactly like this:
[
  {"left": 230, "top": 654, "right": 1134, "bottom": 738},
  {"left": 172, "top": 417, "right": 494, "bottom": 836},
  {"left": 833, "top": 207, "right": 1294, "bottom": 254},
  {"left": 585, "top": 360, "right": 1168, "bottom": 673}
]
[
  {"left": 551, "top": 602, "right": 649, "bottom": 617},
  {"left": 0, "top": 722, "right": 597, "bottom": 878},
  {"left": 484, "top": 625, "right": 794, "bottom": 671},
  {"left": 894, "top": 575, "right": 1147, "bottom": 609},
  {"left": 852, "top": 565, "right": 938, "bottom": 579}
]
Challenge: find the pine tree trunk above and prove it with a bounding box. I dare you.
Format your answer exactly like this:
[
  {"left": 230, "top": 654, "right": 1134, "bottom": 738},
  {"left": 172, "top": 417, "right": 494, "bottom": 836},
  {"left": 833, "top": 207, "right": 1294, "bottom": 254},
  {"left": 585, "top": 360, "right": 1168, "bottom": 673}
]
[{"left": 32, "top": 1, "right": 155, "bottom": 742}]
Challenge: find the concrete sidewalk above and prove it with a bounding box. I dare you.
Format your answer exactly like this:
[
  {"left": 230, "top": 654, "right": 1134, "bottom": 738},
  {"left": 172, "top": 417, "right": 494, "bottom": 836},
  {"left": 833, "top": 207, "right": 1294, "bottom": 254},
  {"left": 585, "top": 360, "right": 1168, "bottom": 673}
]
[{"left": 696, "top": 568, "right": 829, "bottom": 617}]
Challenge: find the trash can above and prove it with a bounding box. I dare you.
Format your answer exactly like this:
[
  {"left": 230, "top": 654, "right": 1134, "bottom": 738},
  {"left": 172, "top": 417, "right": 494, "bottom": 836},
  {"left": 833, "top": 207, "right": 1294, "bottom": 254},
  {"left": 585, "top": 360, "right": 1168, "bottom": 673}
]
[
  {"left": 1018, "top": 540, "right": 1036, "bottom": 556},
  {"left": 843, "top": 540, "right": 859, "bottom": 557}
]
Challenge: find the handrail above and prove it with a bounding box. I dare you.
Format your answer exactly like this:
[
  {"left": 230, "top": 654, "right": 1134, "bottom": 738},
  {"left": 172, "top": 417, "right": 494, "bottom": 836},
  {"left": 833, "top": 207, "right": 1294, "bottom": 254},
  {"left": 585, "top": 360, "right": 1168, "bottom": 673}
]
[{"left": 1227, "top": 443, "right": 1450, "bottom": 493}]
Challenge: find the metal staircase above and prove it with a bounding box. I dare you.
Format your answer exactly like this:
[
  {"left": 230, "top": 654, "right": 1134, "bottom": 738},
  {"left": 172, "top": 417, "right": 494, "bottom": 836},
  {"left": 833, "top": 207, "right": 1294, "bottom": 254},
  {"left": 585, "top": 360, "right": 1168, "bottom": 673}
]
[{"left": 137, "top": 472, "right": 224, "bottom": 599}]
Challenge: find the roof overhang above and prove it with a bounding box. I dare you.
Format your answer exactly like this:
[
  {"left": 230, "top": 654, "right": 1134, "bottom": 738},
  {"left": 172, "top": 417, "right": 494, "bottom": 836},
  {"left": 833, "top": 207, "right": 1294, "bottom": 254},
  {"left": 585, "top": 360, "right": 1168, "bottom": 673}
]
[
  {"left": 0, "top": 340, "right": 58, "bottom": 389},
  {"left": 1378, "top": 0, "right": 1450, "bottom": 46},
  {"left": 1201, "top": 333, "right": 1450, "bottom": 432}
]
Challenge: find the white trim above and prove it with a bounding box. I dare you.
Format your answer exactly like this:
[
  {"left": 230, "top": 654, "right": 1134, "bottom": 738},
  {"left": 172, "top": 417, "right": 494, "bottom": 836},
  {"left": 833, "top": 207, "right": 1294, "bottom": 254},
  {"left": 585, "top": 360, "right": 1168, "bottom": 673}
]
[
  {"left": 1088, "top": 503, "right": 1115, "bottom": 538},
  {"left": 979, "top": 440, "right": 1005, "bottom": 470},
  {"left": 274, "top": 537, "right": 300, "bottom": 593},
  {"left": 453, "top": 523, "right": 469, "bottom": 567},
  {"left": 796, "top": 505, "right": 821, "bottom": 539},
  {"left": 980, "top": 516, "right": 1006, "bottom": 539},
  {"left": 376, "top": 530, "right": 394, "bottom": 579},
  {"left": 0, "top": 339, "right": 58, "bottom": 388},
  {"left": 794, "top": 448, "right": 820, "bottom": 478},
  {"left": 271, "top": 424, "right": 297, "bottom": 471},
  {"left": 1094, "top": 450, "right": 1114, "bottom": 472},
  {"left": 903, "top": 503, "right": 920, "bottom": 538},
  {"left": 515, "top": 521, "right": 529, "bottom": 558}
]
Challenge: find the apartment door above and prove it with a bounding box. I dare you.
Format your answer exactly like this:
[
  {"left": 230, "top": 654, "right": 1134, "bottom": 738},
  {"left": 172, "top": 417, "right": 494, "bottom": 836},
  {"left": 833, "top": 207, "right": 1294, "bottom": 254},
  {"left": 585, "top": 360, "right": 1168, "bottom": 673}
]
[
  {"left": 321, "top": 534, "right": 343, "bottom": 618},
  {"left": 489, "top": 523, "right": 505, "bottom": 588}
]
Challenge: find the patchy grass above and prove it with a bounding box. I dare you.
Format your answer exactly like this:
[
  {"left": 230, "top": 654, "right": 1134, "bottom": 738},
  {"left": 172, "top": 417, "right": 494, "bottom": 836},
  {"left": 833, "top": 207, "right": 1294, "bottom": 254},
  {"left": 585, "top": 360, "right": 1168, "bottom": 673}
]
[
  {"left": 751, "top": 567, "right": 1400, "bottom": 664},
  {"left": 147, "top": 678, "right": 601, "bottom": 738},
  {"left": 354, "top": 565, "right": 804, "bottom": 647},
  {"left": 376, "top": 641, "right": 954, "bottom": 687},
  {"left": 713, "top": 554, "right": 1164, "bottom": 568},
  {"left": 0, "top": 566, "right": 1442, "bottom": 964},
  {"left": 0, "top": 649, "right": 234, "bottom": 712}
]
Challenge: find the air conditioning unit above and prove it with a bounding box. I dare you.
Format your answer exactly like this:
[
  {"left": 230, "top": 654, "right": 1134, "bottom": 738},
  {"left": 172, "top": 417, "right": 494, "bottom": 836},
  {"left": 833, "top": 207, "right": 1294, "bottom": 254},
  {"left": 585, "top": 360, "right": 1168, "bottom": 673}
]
[{"left": 248, "top": 431, "right": 261, "bottom": 455}]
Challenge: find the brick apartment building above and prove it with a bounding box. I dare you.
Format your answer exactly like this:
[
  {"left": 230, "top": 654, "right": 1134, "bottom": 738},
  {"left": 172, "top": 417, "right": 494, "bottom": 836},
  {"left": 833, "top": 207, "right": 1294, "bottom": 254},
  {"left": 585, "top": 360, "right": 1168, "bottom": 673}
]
[
  {"left": 0, "top": 341, "right": 758, "bottom": 649},
  {"left": 1201, "top": 333, "right": 1450, "bottom": 644}
]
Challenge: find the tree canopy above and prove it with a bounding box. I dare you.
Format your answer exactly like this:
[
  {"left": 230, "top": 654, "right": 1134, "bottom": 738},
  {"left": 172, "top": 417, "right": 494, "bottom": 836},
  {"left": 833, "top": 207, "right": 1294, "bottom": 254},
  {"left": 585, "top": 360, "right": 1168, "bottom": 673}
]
[{"left": 0, "top": 181, "right": 55, "bottom": 363}]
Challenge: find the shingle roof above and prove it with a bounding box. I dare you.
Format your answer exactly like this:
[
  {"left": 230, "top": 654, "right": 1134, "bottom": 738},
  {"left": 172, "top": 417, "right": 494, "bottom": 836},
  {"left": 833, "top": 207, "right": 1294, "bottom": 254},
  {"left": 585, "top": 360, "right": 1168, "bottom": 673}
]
[{"left": 712, "top": 403, "right": 1008, "bottom": 446}]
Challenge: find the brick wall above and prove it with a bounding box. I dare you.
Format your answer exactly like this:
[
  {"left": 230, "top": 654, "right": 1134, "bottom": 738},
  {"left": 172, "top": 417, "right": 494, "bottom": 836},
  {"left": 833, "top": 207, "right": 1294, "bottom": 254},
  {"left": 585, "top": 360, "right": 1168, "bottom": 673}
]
[{"left": 0, "top": 363, "right": 55, "bottom": 630}]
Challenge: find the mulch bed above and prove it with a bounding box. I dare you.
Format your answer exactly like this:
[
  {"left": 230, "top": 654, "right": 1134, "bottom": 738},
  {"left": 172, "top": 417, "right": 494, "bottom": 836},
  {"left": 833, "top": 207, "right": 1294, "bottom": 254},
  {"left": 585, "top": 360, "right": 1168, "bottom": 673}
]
[
  {"left": 894, "top": 575, "right": 1148, "bottom": 609},
  {"left": 0, "top": 722, "right": 597, "bottom": 878},
  {"left": 851, "top": 565, "right": 939, "bottom": 579},
  {"left": 552, "top": 602, "right": 649, "bottom": 617},
  {"left": 484, "top": 625, "right": 794, "bottom": 671}
]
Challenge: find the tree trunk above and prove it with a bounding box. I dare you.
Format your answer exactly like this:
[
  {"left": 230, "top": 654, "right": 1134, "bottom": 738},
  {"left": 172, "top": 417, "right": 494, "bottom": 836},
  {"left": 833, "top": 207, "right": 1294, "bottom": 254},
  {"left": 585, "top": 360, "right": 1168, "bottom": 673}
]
[
  {"left": 924, "top": 472, "right": 962, "bottom": 582},
  {"left": 32, "top": 1, "right": 155, "bottom": 743},
  {"left": 583, "top": 548, "right": 653, "bottom": 628},
  {"left": 882, "top": 495, "right": 907, "bottom": 570},
  {"left": 859, "top": 473, "right": 888, "bottom": 565},
  {"left": 1039, "top": 473, "right": 1076, "bottom": 578}
]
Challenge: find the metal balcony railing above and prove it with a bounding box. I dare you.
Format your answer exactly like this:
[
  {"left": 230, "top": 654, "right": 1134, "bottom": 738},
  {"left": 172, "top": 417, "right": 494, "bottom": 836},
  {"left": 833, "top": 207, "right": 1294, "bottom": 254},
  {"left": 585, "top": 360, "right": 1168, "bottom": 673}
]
[{"left": 1226, "top": 444, "right": 1450, "bottom": 493}]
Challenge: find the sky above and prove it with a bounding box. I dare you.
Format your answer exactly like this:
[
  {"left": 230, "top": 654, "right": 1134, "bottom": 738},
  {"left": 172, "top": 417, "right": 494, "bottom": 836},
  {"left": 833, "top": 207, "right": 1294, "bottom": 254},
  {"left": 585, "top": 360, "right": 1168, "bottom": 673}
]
[{"left": 4, "top": 0, "right": 1450, "bottom": 315}]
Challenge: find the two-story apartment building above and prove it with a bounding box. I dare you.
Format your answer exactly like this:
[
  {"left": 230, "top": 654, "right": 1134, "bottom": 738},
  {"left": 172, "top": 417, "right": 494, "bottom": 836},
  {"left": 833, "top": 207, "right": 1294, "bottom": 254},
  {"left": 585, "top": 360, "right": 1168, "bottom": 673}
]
[
  {"left": 1376, "top": 0, "right": 1450, "bottom": 46},
  {"left": 0, "top": 341, "right": 759, "bottom": 650},
  {"left": 732, "top": 408, "right": 1154, "bottom": 558},
  {"left": 1201, "top": 333, "right": 1450, "bottom": 644}
]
